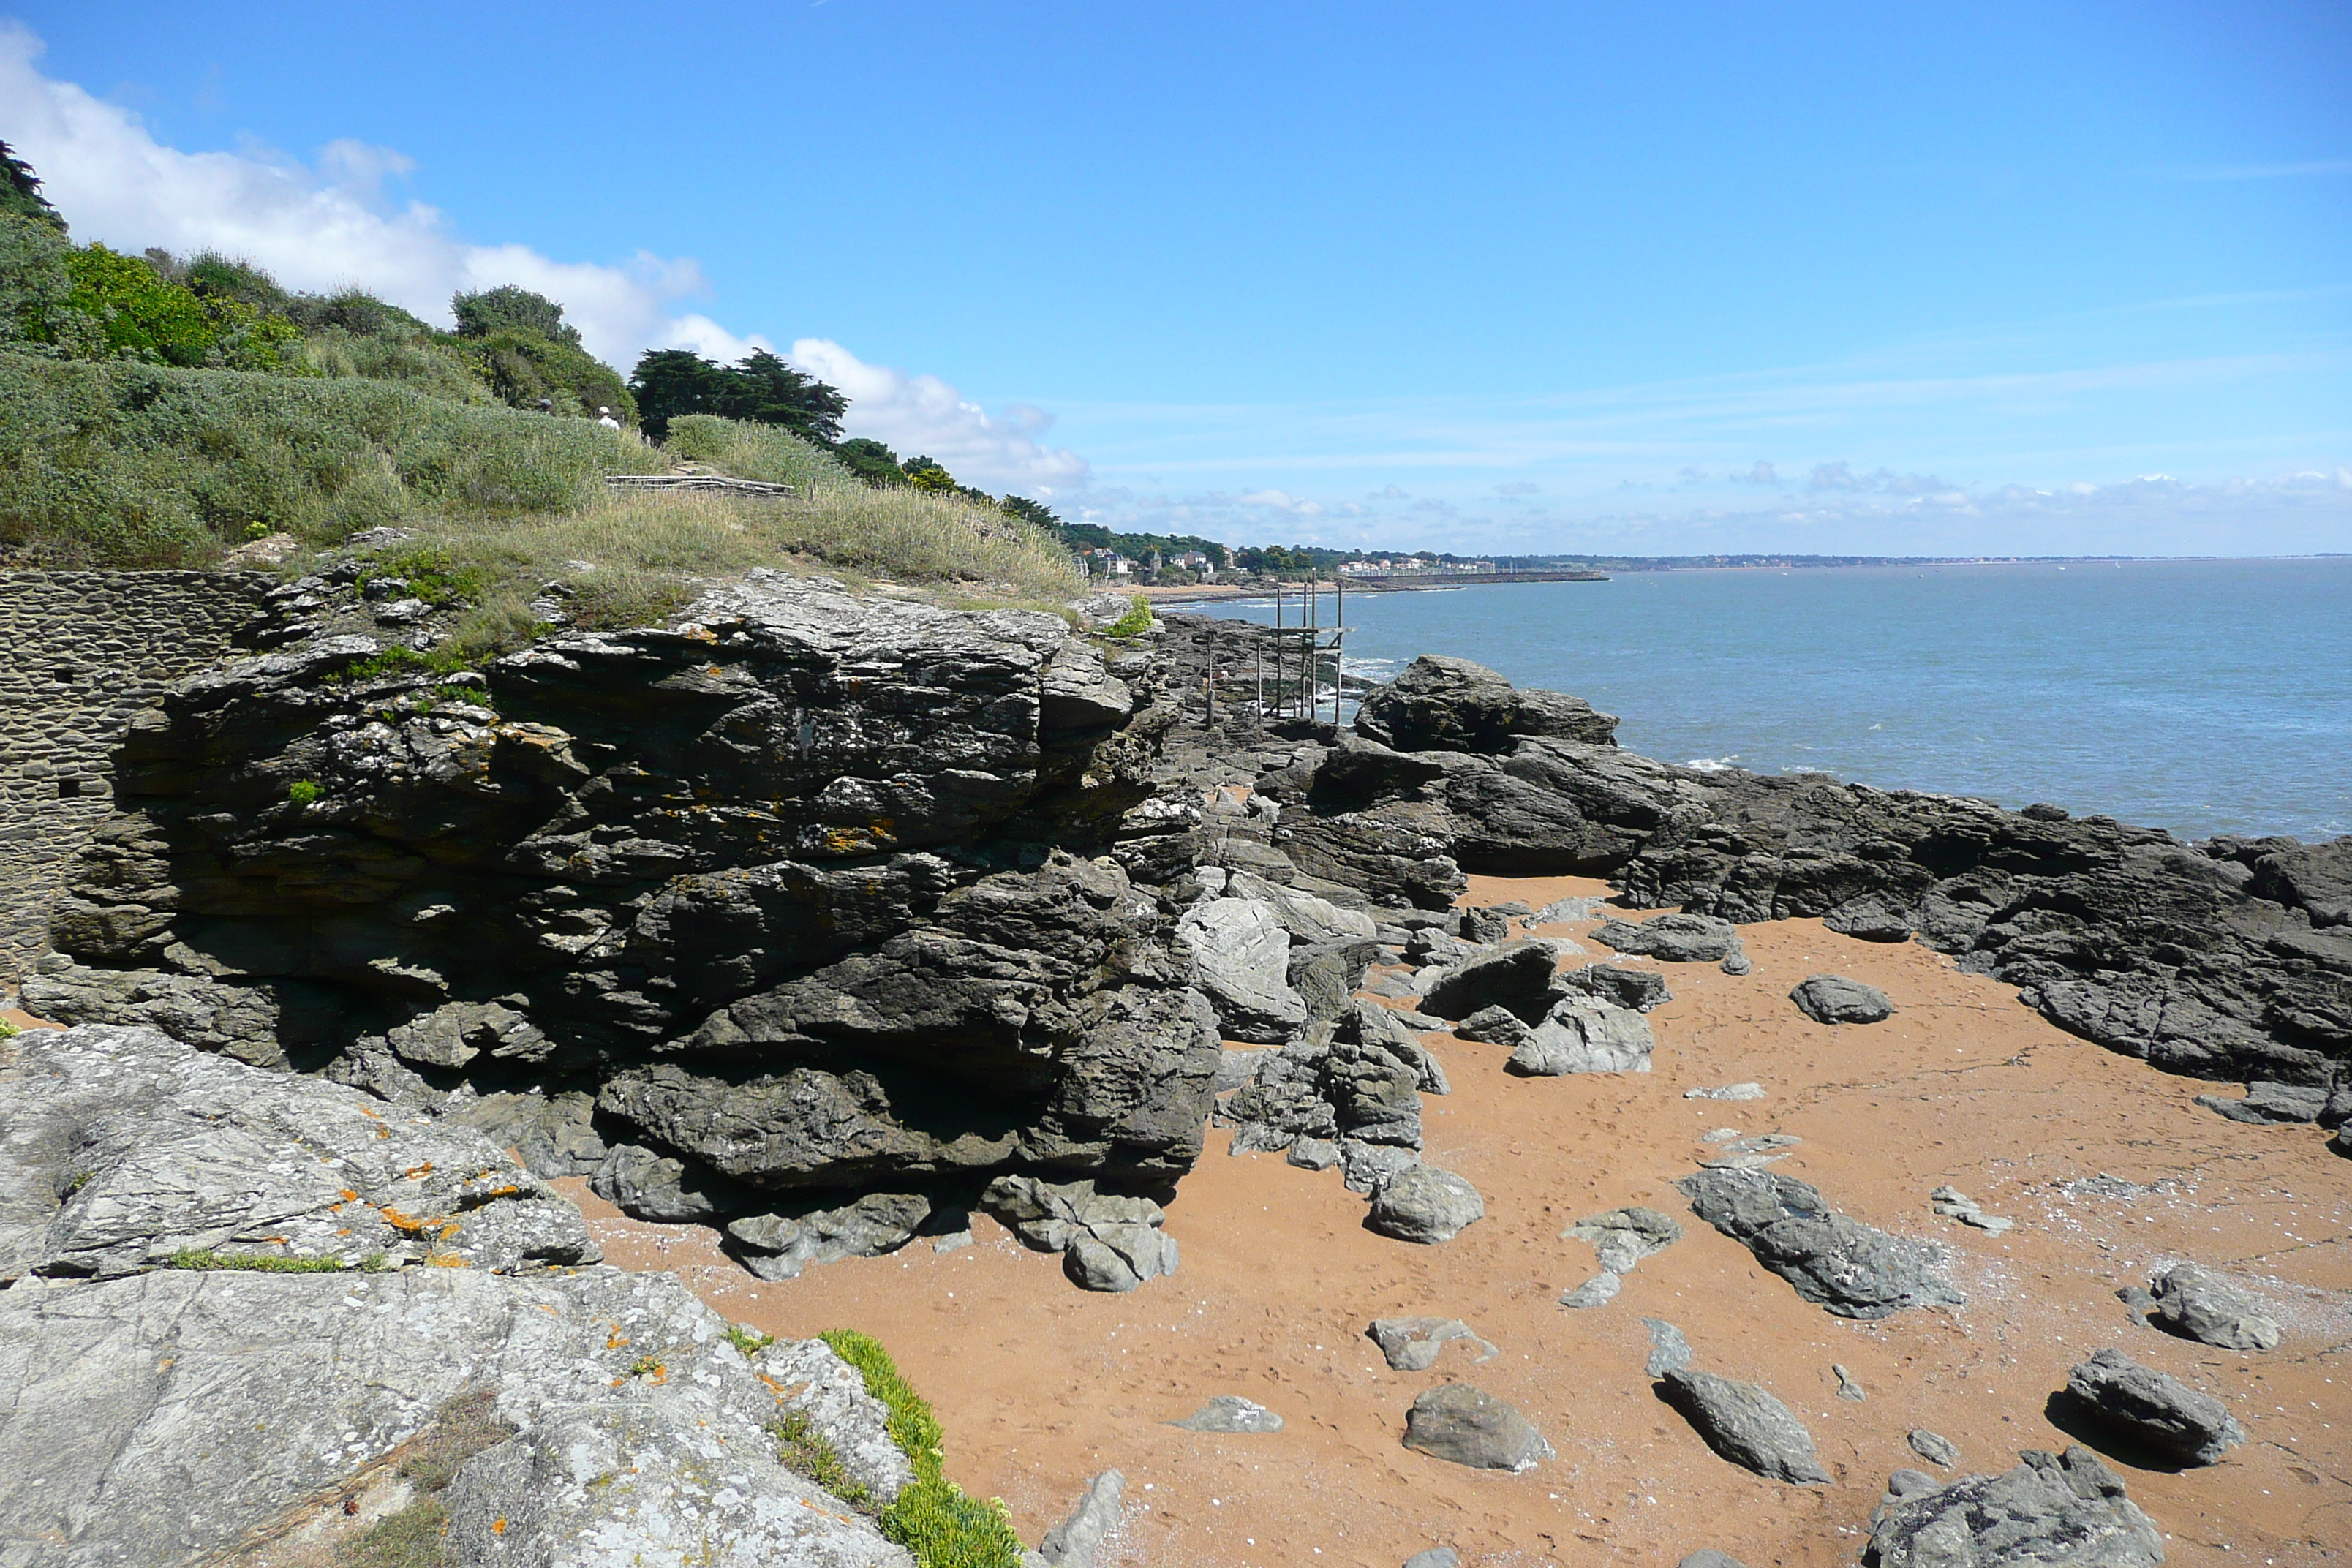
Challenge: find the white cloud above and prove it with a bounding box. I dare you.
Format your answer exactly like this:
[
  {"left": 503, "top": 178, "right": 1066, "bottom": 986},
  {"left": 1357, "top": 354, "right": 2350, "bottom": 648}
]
[
  {"left": 0, "top": 20, "right": 1090, "bottom": 490},
  {"left": 786, "top": 338, "right": 1089, "bottom": 492}
]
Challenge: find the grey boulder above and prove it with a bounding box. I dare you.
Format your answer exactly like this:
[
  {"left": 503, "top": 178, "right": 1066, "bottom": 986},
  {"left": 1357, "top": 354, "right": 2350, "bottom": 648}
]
[
  {"left": 1507, "top": 995, "right": 1655, "bottom": 1075},
  {"left": 2062, "top": 1347, "right": 2246, "bottom": 1465},
  {"left": 1177, "top": 896, "right": 1308, "bottom": 1044},
  {"left": 1559, "top": 1273, "right": 1621, "bottom": 1308},
  {"left": 591, "top": 1140, "right": 743, "bottom": 1223},
  {"left": 1592, "top": 913, "right": 1743, "bottom": 963},
  {"left": 1170, "top": 1395, "right": 1284, "bottom": 1433},
  {"left": 1867, "top": 1446, "right": 2163, "bottom": 1567},
  {"left": 1453, "top": 1003, "right": 1532, "bottom": 1047},
  {"left": 1368, "top": 1316, "right": 1499, "bottom": 1371},
  {"left": 979, "top": 1175, "right": 1179, "bottom": 1292},
  {"left": 727, "top": 1192, "right": 932, "bottom": 1281},
  {"left": 1368, "top": 1166, "right": 1486, "bottom": 1243},
  {"left": 2148, "top": 1263, "right": 2280, "bottom": 1352},
  {"left": 1662, "top": 1368, "right": 1832, "bottom": 1484},
  {"left": 1553, "top": 962, "right": 1673, "bottom": 1012},
  {"left": 0, "top": 1024, "right": 598, "bottom": 1281},
  {"left": 1401, "top": 1383, "right": 1554, "bottom": 1471},
  {"left": 2195, "top": 1080, "right": 2330, "bottom": 1125},
  {"left": 1643, "top": 1317, "right": 1695, "bottom": 1376},
  {"left": 1403, "top": 1551, "right": 1463, "bottom": 1568},
  {"left": 1790, "top": 974, "right": 1896, "bottom": 1025}
]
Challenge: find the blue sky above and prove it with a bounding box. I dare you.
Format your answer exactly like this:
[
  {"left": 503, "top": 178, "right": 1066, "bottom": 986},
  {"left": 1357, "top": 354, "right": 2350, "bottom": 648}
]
[{"left": 7, "top": 2, "right": 2350, "bottom": 554}]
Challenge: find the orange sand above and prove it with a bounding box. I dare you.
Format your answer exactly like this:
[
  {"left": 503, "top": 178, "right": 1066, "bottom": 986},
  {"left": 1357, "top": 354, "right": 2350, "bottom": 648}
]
[{"left": 550, "top": 872, "right": 2347, "bottom": 1564}]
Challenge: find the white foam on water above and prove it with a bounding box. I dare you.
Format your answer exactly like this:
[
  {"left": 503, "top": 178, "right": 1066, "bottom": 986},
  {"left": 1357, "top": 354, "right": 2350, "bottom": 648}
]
[{"left": 1684, "top": 755, "right": 1740, "bottom": 772}]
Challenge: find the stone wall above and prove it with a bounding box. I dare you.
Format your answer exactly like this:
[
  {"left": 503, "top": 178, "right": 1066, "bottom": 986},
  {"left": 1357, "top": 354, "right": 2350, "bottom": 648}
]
[{"left": 0, "top": 571, "right": 274, "bottom": 983}]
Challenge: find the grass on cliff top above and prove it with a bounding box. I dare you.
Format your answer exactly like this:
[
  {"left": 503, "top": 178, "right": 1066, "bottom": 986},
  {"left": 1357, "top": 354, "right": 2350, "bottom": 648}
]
[
  {"left": 0, "top": 348, "right": 665, "bottom": 568},
  {"left": 814, "top": 1329, "right": 1028, "bottom": 1568}
]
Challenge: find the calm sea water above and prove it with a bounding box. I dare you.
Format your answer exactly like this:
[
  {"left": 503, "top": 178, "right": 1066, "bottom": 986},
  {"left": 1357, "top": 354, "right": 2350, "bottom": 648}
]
[{"left": 1186, "top": 557, "right": 2352, "bottom": 844}]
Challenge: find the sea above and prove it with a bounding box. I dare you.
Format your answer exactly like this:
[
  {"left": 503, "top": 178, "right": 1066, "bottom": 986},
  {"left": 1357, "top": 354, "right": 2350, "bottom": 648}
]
[{"left": 1182, "top": 557, "right": 2352, "bottom": 845}]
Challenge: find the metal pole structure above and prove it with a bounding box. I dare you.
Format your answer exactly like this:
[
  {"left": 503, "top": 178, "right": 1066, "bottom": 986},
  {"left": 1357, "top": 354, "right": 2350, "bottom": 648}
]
[
  {"left": 1335, "top": 573, "right": 1345, "bottom": 730},
  {"left": 1272, "top": 586, "right": 1284, "bottom": 720}
]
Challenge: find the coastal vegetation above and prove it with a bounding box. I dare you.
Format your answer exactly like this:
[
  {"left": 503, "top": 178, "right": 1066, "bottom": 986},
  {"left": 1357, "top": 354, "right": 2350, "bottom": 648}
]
[{"left": 818, "top": 1330, "right": 1028, "bottom": 1568}]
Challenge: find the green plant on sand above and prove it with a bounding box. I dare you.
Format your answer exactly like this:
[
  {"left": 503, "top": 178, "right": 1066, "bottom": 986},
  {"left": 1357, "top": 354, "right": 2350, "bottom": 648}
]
[{"left": 814, "top": 1329, "right": 1026, "bottom": 1568}]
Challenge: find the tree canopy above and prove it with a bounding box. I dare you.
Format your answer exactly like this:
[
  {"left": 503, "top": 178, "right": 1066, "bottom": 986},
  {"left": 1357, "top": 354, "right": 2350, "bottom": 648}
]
[
  {"left": 452, "top": 285, "right": 580, "bottom": 346},
  {"left": 627, "top": 347, "right": 846, "bottom": 444},
  {"left": 0, "top": 142, "right": 64, "bottom": 231}
]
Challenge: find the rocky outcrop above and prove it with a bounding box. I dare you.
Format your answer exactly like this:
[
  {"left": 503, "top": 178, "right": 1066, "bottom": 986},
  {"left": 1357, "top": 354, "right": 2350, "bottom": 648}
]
[
  {"left": 29, "top": 570, "right": 1222, "bottom": 1242},
  {"left": 0, "top": 1263, "right": 914, "bottom": 1567},
  {"left": 1355, "top": 655, "right": 1618, "bottom": 754}
]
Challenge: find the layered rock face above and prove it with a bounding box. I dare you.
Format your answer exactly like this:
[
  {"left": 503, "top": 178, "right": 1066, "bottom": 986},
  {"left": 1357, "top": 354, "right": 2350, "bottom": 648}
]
[{"left": 29, "top": 571, "right": 1218, "bottom": 1229}]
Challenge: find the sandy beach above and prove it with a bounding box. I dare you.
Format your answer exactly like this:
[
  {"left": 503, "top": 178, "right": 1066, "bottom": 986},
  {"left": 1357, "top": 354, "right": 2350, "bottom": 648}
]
[{"left": 564, "top": 872, "right": 2352, "bottom": 1567}]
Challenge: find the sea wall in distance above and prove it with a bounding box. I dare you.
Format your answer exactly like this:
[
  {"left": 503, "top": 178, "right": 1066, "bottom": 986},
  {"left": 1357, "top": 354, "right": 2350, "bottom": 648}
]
[{"left": 0, "top": 570, "right": 274, "bottom": 982}]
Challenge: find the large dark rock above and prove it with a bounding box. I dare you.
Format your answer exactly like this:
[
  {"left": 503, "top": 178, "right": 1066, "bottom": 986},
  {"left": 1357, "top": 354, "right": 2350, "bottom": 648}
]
[
  {"left": 1866, "top": 1447, "right": 2163, "bottom": 1568},
  {"left": 2061, "top": 1348, "right": 2246, "bottom": 1466},
  {"left": 1593, "top": 913, "right": 1743, "bottom": 963},
  {"left": 1678, "top": 1166, "right": 1965, "bottom": 1319},
  {"left": 1355, "top": 655, "right": 1618, "bottom": 755}
]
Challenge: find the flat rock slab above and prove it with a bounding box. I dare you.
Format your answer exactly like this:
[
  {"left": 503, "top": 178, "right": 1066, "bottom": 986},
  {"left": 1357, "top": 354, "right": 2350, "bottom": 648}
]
[
  {"left": 1402, "top": 1384, "right": 1553, "bottom": 1472},
  {"left": 1565, "top": 1205, "right": 1684, "bottom": 1273},
  {"left": 1368, "top": 1166, "right": 1486, "bottom": 1244},
  {"left": 1661, "top": 1368, "right": 1831, "bottom": 1485},
  {"left": 0, "top": 1267, "right": 909, "bottom": 1568},
  {"left": 1643, "top": 1317, "right": 1694, "bottom": 1376},
  {"left": 1684, "top": 1082, "right": 1765, "bottom": 1101},
  {"left": 2195, "top": 1080, "right": 2330, "bottom": 1124},
  {"left": 1034, "top": 1469, "right": 1123, "bottom": 1568},
  {"left": 2062, "top": 1348, "right": 2247, "bottom": 1466},
  {"left": 1368, "top": 1316, "right": 1499, "bottom": 1371},
  {"left": 1869, "top": 1447, "right": 2163, "bottom": 1568},
  {"left": 1790, "top": 973, "right": 1895, "bottom": 1025},
  {"left": 0, "top": 1024, "right": 598, "bottom": 1280},
  {"left": 1177, "top": 897, "right": 1310, "bottom": 1044},
  {"left": 1678, "top": 1166, "right": 1964, "bottom": 1319},
  {"left": 1591, "top": 913, "right": 1742, "bottom": 963},
  {"left": 1170, "top": 1395, "right": 1284, "bottom": 1433},
  {"left": 1422, "top": 939, "right": 1563, "bottom": 1022},
  {"left": 1908, "top": 1428, "right": 1961, "bottom": 1467}
]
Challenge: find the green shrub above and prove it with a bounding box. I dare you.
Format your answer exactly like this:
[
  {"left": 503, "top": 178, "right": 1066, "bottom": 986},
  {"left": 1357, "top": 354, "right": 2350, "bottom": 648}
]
[
  {"left": 299, "top": 327, "right": 491, "bottom": 404},
  {"left": 0, "top": 350, "right": 664, "bottom": 565},
  {"left": 816, "top": 1329, "right": 1025, "bottom": 1568},
  {"left": 1102, "top": 596, "right": 1153, "bottom": 637},
  {"left": 772, "top": 1409, "right": 869, "bottom": 1506},
  {"left": 287, "top": 780, "right": 322, "bottom": 806},
  {"left": 663, "top": 414, "right": 856, "bottom": 489},
  {"left": 724, "top": 1324, "right": 775, "bottom": 1357},
  {"left": 0, "top": 212, "right": 71, "bottom": 346}
]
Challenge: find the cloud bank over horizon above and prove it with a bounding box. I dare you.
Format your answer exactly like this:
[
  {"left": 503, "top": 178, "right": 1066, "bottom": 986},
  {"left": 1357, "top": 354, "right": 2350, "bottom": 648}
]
[{"left": 3, "top": 18, "right": 2343, "bottom": 555}]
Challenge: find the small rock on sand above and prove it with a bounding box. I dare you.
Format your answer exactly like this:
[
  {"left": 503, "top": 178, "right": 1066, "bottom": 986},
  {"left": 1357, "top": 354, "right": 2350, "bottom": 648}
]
[
  {"left": 2062, "top": 1347, "right": 2247, "bottom": 1466},
  {"left": 1035, "top": 1469, "right": 1124, "bottom": 1567},
  {"left": 1368, "top": 1316, "right": 1498, "bottom": 1371},
  {"left": 1908, "top": 1428, "right": 1961, "bottom": 1467},
  {"left": 1684, "top": 1082, "right": 1765, "bottom": 1101},
  {"left": 1565, "top": 1205, "right": 1684, "bottom": 1273},
  {"left": 1662, "top": 1368, "right": 1832, "bottom": 1484},
  {"left": 1833, "top": 1364, "right": 1866, "bottom": 1401},
  {"left": 1930, "top": 1185, "right": 2015, "bottom": 1234},
  {"left": 1677, "top": 1554, "right": 1749, "bottom": 1568},
  {"left": 1402, "top": 1384, "right": 1553, "bottom": 1471},
  {"left": 2149, "top": 1263, "right": 2280, "bottom": 1352},
  {"left": 1170, "top": 1395, "right": 1284, "bottom": 1433},
  {"left": 1559, "top": 1273, "right": 1621, "bottom": 1308},
  {"left": 1402, "top": 1550, "right": 1460, "bottom": 1568},
  {"left": 1368, "top": 1166, "right": 1485, "bottom": 1244},
  {"left": 1789, "top": 973, "right": 1895, "bottom": 1024}
]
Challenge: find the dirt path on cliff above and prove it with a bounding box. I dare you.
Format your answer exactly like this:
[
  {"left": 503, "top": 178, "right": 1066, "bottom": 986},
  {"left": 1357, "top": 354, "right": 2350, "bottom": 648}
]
[{"left": 565, "top": 873, "right": 2352, "bottom": 1568}]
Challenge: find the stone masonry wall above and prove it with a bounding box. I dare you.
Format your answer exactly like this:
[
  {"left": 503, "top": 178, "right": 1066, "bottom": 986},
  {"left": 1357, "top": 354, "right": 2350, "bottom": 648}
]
[{"left": 0, "top": 571, "right": 274, "bottom": 983}]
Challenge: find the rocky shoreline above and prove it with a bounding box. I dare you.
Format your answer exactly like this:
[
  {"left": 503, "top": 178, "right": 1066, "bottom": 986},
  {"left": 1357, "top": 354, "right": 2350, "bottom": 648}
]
[{"left": 3, "top": 561, "right": 2345, "bottom": 1565}]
